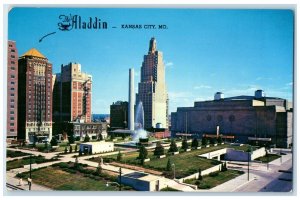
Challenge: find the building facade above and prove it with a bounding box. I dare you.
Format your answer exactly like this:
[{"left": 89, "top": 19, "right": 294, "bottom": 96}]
[
  {"left": 171, "top": 90, "right": 293, "bottom": 148},
  {"left": 7, "top": 41, "right": 18, "bottom": 139},
  {"left": 18, "top": 48, "right": 53, "bottom": 142},
  {"left": 72, "top": 121, "right": 108, "bottom": 139},
  {"left": 110, "top": 101, "right": 128, "bottom": 129},
  {"left": 136, "top": 37, "right": 168, "bottom": 129},
  {"left": 53, "top": 62, "right": 92, "bottom": 126}
]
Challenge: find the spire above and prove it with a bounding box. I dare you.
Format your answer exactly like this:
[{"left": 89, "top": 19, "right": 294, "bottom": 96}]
[{"left": 148, "top": 37, "right": 157, "bottom": 54}]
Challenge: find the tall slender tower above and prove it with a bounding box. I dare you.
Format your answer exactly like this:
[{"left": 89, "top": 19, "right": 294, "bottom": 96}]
[
  {"left": 18, "top": 48, "right": 53, "bottom": 142},
  {"left": 136, "top": 37, "right": 168, "bottom": 129},
  {"left": 128, "top": 68, "right": 135, "bottom": 131}
]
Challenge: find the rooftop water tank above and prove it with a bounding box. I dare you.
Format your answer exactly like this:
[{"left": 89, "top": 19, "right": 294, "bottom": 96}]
[
  {"left": 214, "top": 92, "right": 224, "bottom": 100},
  {"left": 255, "top": 90, "right": 265, "bottom": 98}
]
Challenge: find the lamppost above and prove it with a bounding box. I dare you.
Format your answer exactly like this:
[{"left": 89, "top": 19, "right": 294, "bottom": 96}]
[
  {"left": 106, "top": 167, "right": 122, "bottom": 191},
  {"left": 172, "top": 163, "right": 176, "bottom": 179},
  {"left": 265, "top": 148, "right": 269, "bottom": 170},
  {"left": 247, "top": 145, "right": 253, "bottom": 181},
  {"left": 28, "top": 155, "right": 32, "bottom": 190}
]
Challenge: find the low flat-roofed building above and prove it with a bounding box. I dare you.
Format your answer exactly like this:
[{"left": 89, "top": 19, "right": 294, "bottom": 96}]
[
  {"left": 120, "top": 171, "right": 167, "bottom": 191},
  {"left": 171, "top": 90, "right": 293, "bottom": 148},
  {"left": 79, "top": 141, "right": 114, "bottom": 154}
]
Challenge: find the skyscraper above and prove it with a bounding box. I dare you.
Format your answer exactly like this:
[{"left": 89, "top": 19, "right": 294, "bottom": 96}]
[
  {"left": 7, "top": 41, "right": 18, "bottom": 139},
  {"left": 18, "top": 48, "right": 53, "bottom": 142},
  {"left": 53, "top": 62, "right": 92, "bottom": 125},
  {"left": 136, "top": 38, "right": 168, "bottom": 129}
]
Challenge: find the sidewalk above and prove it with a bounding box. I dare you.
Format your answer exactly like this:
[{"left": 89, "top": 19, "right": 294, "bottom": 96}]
[{"left": 6, "top": 171, "right": 51, "bottom": 191}]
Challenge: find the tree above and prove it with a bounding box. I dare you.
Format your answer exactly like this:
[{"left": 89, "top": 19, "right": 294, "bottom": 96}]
[
  {"left": 68, "top": 134, "right": 75, "bottom": 144},
  {"left": 168, "top": 139, "right": 178, "bottom": 153},
  {"left": 202, "top": 137, "right": 208, "bottom": 146},
  {"left": 166, "top": 158, "right": 172, "bottom": 171},
  {"left": 117, "top": 150, "right": 123, "bottom": 161},
  {"left": 64, "top": 146, "right": 68, "bottom": 154},
  {"left": 95, "top": 161, "right": 102, "bottom": 175},
  {"left": 97, "top": 133, "right": 103, "bottom": 141},
  {"left": 198, "top": 168, "right": 203, "bottom": 180},
  {"left": 138, "top": 145, "right": 148, "bottom": 165},
  {"left": 110, "top": 133, "right": 115, "bottom": 140},
  {"left": 154, "top": 142, "right": 165, "bottom": 156},
  {"left": 69, "top": 145, "right": 73, "bottom": 153},
  {"left": 181, "top": 139, "right": 189, "bottom": 150},
  {"left": 84, "top": 134, "right": 90, "bottom": 142},
  {"left": 217, "top": 136, "right": 223, "bottom": 144},
  {"left": 211, "top": 138, "right": 217, "bottom": 145},
  {"left": 74, "top": 145, "right": 78, "bottom": 152},
  {"left": 50, "top": 137, "right": 58, "bottom": 146},
  {"left": 191, "top": 138, "right": 199, "bottom": 149}
]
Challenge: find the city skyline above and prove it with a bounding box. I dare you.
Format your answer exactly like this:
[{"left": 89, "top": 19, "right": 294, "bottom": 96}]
[{"left": 8, "top": 8, "right": 294, "bottom": 114}]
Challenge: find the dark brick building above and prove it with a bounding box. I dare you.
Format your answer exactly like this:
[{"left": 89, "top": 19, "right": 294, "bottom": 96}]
[
  {"left": 18, "top": 48, "right": 53, "bottom": 143},
  {"left": 110, "top": 101, "right": 128, "bottom": 129},
  {"left": 171, "top": 90, "right": 293, "bottom": 148},
  {"left": 7, "top": 41, "right": 18, "bottom": 139}
]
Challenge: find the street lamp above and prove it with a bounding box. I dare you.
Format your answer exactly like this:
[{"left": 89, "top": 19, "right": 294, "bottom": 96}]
[
  {"left": 172, "top": 163, "right": 176, "bottom": 179},
  {"left": 247, "top": 145, "right": 253, "bottom": 181},
  {"left": 265, "top": 148, "right": 269, "bottom": 170},
  {"left": 28, "top": 155, "right": 32, "bottom": 190}
]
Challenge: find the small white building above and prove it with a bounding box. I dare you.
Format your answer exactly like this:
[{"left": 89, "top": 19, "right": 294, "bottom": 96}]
[
  {"left": 79, "top": 141, "right": 114, "bottom": 154},
  {"left": 121, "top": 172, "right": 167, "bottom": 191}
]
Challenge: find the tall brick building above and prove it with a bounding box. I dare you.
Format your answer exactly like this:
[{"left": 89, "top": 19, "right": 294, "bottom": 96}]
[
  {"left": 7, "top": 41, "right": 18, "bottom": 139},
  {"left": 136, "top": 37, "right": 168, "bottom": 129},
  {"left": 171, "top": 90, "right": 293, "bottom": 148},
  {"left": 18, "top": 48, "right": 53, "bottom": 142},
  {"left": 53, "top": 62, "right": 92, "bottom": 128}
]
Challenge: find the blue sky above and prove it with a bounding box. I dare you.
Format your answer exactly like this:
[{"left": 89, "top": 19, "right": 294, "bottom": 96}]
[{"left": 8, "top": 8, "right": 294, "bottom": 114}]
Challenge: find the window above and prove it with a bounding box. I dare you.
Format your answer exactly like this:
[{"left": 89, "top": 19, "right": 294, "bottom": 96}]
[
  {"left": 10, "top": 117, "right": 14, "bottom": 120},
  {"left": 11, "top": 66, "right": 15, "bottom": 70},
  {"left": 11, "top": 75, "right": 15, "bottom": 78},
  {"left": 10, "top": 88, "right": 14, "bottom": 91},
  {"left": 11, "top": 55, "right": 15, "bottom": 58},
  {"left": 11, "top": 61, "right": 15, "bottom": 64},
  {"left": 10, "top": 123, "right": 14, "bottom": 126},
  {"left": 9, "top": 44, "right": 13, "bottom": 47},
  {"left": 10, "top": 99, "right": 14, "bottom": 103},
  {"left": 11, "top": 82, "right": 15, "bottom": 85},
  {"left": 10, "top": 105, "right": 14, "bottom": 108},
  {"left": 10, "top": 93, "right": 14, "bottom": 96},
  {"left": 10, "top": 129, "right": 14, "bottom": 132},
  {"left": 11, "top": 49, "right": 15, "bottom": 52},
  {"left": 10, "top": 111, "right": 14, "bottom": 114}
]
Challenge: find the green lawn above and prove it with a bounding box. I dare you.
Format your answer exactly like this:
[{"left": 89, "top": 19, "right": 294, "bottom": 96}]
[
  {"left": 254, "top": 154, "right": 281, "bottom": 163},
  {"left": 91, "top": 145, "right": 231, "bottom": 179},
  {"left": 16, "top": 166, "right": 121, "bottom": 191},
  {"left": 184, "top": 170, "right": 244, "bottom": 189},
  {"left": 7, "top": 150, "right": 31, "bottom": 158},
  {"left": 6, "top": 155, "right": 58, "bottom": 171}
]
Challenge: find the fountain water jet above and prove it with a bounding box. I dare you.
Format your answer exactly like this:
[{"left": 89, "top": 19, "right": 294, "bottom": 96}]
[{"left": 133, "top": 101, "right": 148, "bottom": 141}]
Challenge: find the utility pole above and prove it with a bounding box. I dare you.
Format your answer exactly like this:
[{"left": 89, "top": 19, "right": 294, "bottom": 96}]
[{"left": 119, "top": 167, "right": 122, "bottom": 191}]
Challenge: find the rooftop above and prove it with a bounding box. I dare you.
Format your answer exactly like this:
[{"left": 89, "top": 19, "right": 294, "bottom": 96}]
[{"left": 21, "top": 48, "right": 46, "bottom": 59}]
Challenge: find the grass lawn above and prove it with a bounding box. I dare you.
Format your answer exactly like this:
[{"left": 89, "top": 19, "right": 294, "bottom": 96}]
[
  {"left": 6, "top": 155, "right": 58, "bottom": 171},
  {"left": 91, "top": 145, "right": 231, "bottom": 179},
  {"left": 254, "top": 154, "right": 281, "bottom": 163},
  {"left": 7, "top": 150, "right": 31, "bottom": 158},
  {"left": 184, "top": 170, "right": 244, "bottom": 189},
  {"left": 16, "top": 166, "right": 121, "bottom": 191}
]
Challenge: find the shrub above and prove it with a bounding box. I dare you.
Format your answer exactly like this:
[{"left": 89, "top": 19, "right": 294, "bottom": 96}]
[
  {"left": 191, "top": 138, "right": 199, "bottom": 149},
  {"left": 166, "top": 158, "right": 172, "bottom": 171},
  {"left": 202, "top": 137, "right": 208, "bottom": 146},
  {"left": 50, "top": 137, "right": 58, "bottom": 146},
  {"left": 117, "top": 151, "right": 122, "bottom": 161},
  {"left": 195, "top": 180, "right": 201, "bottom": 185},
  {"left": 69, "top": 145, "right": 73, "bottom": 153},
  {"left": 209, "top": 171, "right": 219, "bottom": 177},
  {"left": 55, "top": 162, "right": 69, "bottom": 168},
  {"left": 199, "top": 183, "right": 211, "bottom": 189},
  {"left": 68, "top": 134, "right": 75, "bottom": 144},
  {"left": 84, "top": 134, "right": 90, "bottom": 142},
  {"left": 64, "top": 147, "right": 68, "bottom": 154},
  {"left": 154, "top": 142, "right": 165, "bottom": 156},
  {"left": 168, "top": 139, "right": 178, "bottom": 153},
  {"left": 181, "top": 139, "right": 189, "bottom": 150}
]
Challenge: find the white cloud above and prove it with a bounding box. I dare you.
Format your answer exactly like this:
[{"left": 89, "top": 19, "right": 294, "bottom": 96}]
[
  {"left": 193, "top": 85, "right": 212, "bottom": 90},
  {"left": 165, "top": 61, "right": 174, "bottom": 69},
  {"left": 286, "top": 82, "right": 293, "bottom": 86}
]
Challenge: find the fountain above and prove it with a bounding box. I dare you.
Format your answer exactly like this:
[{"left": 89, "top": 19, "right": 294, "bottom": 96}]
[{"left": 133, "top": 101, "right": 148, "bottom": 141}]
